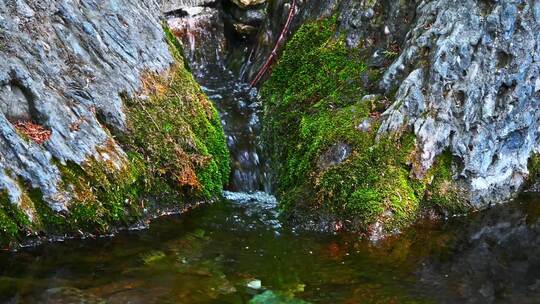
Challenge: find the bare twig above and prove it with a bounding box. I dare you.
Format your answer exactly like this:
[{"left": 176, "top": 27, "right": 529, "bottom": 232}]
[{"left": 250, "top": 0, "right": 298, "bottom": 87}]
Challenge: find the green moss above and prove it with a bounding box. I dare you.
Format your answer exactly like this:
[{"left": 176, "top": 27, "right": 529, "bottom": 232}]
[
  {"left": 315, "top": 133, "right": 420, "bottom": 228},
  {"left": 54, "top": 150, "right": 143, "bottom": 232},
  {"left": 0, "top": 191, "right": 36, "bottom": 246},
  {"left": 191, "top": 106, "right": 231, "bottom": 199},
  {"left": 261, "top": 18, "right": 369, "bottom": 199},
  {"left": 424, "top": 150, "right": 469, "bottom": 214},
  {"left": 119, "top": 28, "right": 230, "bottom": 203},
  {"left": 0, "top": 197, "right": 19, "bottom": 246},
  {"left": 142, "top": 250, "right": 167, "bottom": 265},
  {"left": 261, "top": 17, "right": 462, "bottom": 232},
  {"left": 27, "top": 187, "right": 67, "bottom": 233},
  {"left": 527, "top": 153, "right": 540, "bottom": 188}
]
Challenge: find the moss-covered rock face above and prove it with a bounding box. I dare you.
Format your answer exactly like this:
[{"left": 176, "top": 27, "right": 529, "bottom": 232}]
[
  {"left": 0, "top": 29, "right": 230, "bottom": 247},
  {"left": 120, "top": 27, "right": 230, "bottom": 204},
  {"left": 261, "top": 18, "right": 466, "bottom": 234}
]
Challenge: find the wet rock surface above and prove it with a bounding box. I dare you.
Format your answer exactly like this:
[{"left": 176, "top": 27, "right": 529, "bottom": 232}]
[
  {"left": 167, "top": 6, "right": 227, "bottom": 77},
  {"left": 166, "top": 0, "right": 271, "bottom": 192},
  {"left": 250, "top": 0, "right": 540, "bottom": 210},
  {"left": 0, "top": 0, "right": 171, "bottom": 210},
  {"left": 378, "top": 0, "right": 540, "bottom": 206},
  {"left": 417, "top": 194, "right": 540, "bottom": 303},
  {"left": 317, "top": 142, "right": 352, "bottom": 171}
]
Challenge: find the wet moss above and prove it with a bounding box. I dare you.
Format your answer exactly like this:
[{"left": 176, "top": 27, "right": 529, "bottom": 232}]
[
  {"left": 120, "top": 28, "right": 230, "bottom": 203},
  {"left": 54, "top": 146, "right": 143, "bottom": 232},
  {"left": 29, "top": 189, "right": 67, "bottom": 235},
  {"left": 526, "top": 153, "right": 540, "bottom": 188},
  {"left": 424, "top": 150, "right": 469, "bottom": 214},
  {"left": 261, "top": 18, "right": 461, "bottom": 232},
  {"left": 0, "top": 195, "right": 20, "bottom": 246},
  {"left": 0, "top": 191, "right": 35, "bottom": 246}
]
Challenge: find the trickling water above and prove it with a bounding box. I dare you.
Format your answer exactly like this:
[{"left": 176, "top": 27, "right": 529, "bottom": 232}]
[{"left": 168, "top": 7, "right": 270, "bottom": 192}]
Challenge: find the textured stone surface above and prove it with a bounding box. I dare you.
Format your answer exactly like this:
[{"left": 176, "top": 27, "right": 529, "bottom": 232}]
[
  {"left": 230, "top": 5, "right": 266, "bottom": 26},
  {"left": 251, "top": 0, "right": 540, "bottom": 209},
  {"left": 378, "top": 0, "right": 540, "bottom": 206},
  {"left": 0, "top": 0, "right": 171, "bottom": 210},
  {"left": 230, "top": 0, "right": 266, "bottom": 9},
  {"left": 162, "top": 0, "right": 218, "bottom": 14}
]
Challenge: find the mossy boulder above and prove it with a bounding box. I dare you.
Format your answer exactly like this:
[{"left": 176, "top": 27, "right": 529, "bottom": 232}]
[
  {"left": 261, "top": 18, "right": 467, "bottom": 235},
  {"left": 0, "top": 28, "right": 231, "bottom": 247}
]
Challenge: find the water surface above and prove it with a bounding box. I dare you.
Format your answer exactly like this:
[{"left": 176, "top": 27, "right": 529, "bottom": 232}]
[{"left": 1, "top": 193, "right": 539, "bottom": 303}]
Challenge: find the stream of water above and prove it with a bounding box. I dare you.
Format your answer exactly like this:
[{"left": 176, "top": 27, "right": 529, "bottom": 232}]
[
  {"left": 0, "top": 6, "right": 539, "bottom": 304},
  {"left": 1, "top": 193, "right": 540, "bottom": 303}
]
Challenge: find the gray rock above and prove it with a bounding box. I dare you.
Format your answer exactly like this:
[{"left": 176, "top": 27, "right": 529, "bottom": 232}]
[
  {"left": 0, "top": 0, "right": 172, "bottom": 212},
  {"left": 230, "top": 0, "right": 266, "bottom": 9},
  {"left": 162, "top": 0, "right": 218, "bottom": 14},
  {"left": 233, "top": 22, "right": 258, "bottom": 35},
  {"left": 378, "top": 0, "right": 540, "bottom": 207},
  {"left": 230, "top": 6, "right": 266, "bottom": 26},
  {"left": 317, "top": 142, "right": 351, "bottom": 171}
]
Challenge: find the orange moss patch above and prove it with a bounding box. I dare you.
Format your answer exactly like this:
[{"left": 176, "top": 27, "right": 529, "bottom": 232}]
[{"left": 13, "top": 121, "right": 52, "bottom": 144}]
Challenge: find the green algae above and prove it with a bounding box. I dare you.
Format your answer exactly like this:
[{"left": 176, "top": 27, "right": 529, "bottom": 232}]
[{"left": 526, "top": 153, "right": 540, "bottom": 188}]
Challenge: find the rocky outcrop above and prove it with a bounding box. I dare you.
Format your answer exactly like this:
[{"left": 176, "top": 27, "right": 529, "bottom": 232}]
[
  {"left": 257, "top": 0, "right": 540, "bottom": 233},
  {"left": 378, "top": 0, "right": 540, "bottom": 206},
  {"left": 0, "top": 0, "right": 170, "bottom": 209},
  {"left": 336, "top": 0, "right": 540, "bottom": 207},
  {"left": 0, "top": 0, "right": 230, "bottom": 246}
]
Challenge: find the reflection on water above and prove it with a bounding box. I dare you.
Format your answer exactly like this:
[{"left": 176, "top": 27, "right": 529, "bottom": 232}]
[{"left": 1, "top": 193, "right": 539, "bottom": 303}]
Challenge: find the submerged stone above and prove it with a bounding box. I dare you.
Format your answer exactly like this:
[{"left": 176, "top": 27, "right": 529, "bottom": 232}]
[
  {"left": 249, "top": 291, "right": 310, "bottom": 304},
  {"left": 247, "top": 279, "right": 262, "bottom": 289},
  {"left": 317, "top": 142, "right": 352, "bottom": 171}
]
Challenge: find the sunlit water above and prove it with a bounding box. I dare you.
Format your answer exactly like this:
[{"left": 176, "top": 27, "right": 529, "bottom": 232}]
[{"left": 1, "top": 193, "right": 540, "bottom": 303}]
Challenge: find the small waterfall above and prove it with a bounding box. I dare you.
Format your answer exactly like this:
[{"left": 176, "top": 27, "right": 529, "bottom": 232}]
[
  {"left": 167, "top": 4, "right": 271, "bottom": 193},
  {"left": 167, "top": 7, "right": 227, "bottom": 78}
]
